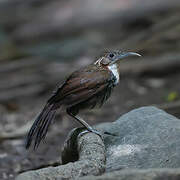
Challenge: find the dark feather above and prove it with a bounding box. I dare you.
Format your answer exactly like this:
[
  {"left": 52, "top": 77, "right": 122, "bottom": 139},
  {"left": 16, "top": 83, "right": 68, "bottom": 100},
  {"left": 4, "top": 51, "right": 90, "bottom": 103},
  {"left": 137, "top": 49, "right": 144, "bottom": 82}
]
[
  {"left": 26, "top": 103, "right": 57, "bottom": 149},
  {"left": 47, "top": 65, "right": 112, "bottom": 105},
  {"left": 26, "top": 63, "right": 116, "bottom": 149}
]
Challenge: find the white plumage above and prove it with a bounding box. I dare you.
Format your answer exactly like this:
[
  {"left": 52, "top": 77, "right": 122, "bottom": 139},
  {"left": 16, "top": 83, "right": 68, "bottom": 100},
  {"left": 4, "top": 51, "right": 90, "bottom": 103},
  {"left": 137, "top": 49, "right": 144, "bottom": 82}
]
[{"left": 108, "top": 64, "right": 119, "bottom": 85}]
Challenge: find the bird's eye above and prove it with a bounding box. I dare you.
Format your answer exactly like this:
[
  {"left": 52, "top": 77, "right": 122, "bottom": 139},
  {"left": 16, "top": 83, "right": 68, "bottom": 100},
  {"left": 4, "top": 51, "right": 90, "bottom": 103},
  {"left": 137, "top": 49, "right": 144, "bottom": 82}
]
[{"left": 109, "top": 53, "right": 114, "bottom": 58}]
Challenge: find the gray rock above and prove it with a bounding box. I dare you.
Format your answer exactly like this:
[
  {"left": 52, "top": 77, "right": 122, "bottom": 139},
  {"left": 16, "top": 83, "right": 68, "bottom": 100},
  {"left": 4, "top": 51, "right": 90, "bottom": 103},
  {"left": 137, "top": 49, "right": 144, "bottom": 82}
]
[
  {"left": 96, "top": 106, "right": 180, "bottom": 172},
  {"left": 16, "top": 131, "right": 105, "bottom": 180},
  {"left": 16, "top": 106, "right": 180, "bottom": 180},
  {"left": 79, "top": 168, "right": 180, "bottom": 180}
]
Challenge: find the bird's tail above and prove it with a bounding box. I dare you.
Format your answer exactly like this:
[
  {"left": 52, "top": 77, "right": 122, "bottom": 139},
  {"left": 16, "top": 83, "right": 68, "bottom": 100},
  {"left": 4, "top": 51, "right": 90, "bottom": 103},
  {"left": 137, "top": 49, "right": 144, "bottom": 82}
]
[{"left": 26, "top": 103, "right": 57, "bottom": 149}]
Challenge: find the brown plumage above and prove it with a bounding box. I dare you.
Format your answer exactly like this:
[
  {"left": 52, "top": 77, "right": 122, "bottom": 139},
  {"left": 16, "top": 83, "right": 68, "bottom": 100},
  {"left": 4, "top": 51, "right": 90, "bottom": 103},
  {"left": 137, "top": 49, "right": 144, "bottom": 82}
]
[{"left": 26, "top": 51, "right": 141, "bottom": 149}]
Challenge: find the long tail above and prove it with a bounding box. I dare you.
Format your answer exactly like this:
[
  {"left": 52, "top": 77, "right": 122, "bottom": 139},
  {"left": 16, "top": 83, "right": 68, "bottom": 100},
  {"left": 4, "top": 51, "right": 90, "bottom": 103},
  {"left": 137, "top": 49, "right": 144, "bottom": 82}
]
[{"left": 26, "top": 103, "right": 57, "bottom": 150}]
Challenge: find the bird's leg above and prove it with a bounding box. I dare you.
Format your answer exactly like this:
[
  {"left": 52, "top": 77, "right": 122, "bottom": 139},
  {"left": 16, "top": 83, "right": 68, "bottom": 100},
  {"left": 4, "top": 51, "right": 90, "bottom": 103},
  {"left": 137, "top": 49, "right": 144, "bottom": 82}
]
[{"left": 66, "top": 108, "right": 102, "bottom": 137}]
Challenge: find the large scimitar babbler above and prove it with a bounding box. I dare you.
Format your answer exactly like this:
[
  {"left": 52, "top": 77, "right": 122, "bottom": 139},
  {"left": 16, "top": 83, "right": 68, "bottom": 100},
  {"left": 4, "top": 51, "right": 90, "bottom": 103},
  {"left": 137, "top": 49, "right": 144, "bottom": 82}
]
[{"left": 26, "top": 50, "right": 141, "bottom": 149}]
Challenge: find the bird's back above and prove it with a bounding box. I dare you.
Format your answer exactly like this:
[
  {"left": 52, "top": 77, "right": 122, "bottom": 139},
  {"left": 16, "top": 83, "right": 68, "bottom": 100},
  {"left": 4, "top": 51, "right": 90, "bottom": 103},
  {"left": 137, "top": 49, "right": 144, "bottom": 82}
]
[{"left": 47, "top": 64, "right": 116, "bottom": 108}]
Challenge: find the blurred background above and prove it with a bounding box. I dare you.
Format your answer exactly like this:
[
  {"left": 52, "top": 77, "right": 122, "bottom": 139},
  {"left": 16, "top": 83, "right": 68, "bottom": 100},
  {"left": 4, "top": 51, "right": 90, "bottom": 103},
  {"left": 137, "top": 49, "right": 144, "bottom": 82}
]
[{"left": 0, "top": 0, "right": 180, "bottom": 179}]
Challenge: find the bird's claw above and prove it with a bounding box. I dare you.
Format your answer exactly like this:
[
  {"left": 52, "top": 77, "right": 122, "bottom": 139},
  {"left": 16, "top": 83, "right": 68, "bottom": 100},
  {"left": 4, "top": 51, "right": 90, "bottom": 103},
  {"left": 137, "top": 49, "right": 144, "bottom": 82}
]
[{"left": 78, "top": 128, "right": 103, "bottom": 139}]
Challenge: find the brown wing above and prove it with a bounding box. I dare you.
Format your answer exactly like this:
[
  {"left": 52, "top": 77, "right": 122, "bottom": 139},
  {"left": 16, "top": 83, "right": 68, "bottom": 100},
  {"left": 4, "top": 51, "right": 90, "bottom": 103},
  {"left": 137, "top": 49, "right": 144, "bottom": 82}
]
[{"left": 47, "top": 64, "right": 113, "bottom": 106}]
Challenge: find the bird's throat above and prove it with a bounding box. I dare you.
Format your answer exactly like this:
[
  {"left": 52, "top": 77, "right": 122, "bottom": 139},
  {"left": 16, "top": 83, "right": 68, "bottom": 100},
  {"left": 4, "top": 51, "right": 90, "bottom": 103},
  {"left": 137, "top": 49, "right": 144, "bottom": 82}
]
[{"left": 107, "top": 63, "right": 119, "bottom": 85}]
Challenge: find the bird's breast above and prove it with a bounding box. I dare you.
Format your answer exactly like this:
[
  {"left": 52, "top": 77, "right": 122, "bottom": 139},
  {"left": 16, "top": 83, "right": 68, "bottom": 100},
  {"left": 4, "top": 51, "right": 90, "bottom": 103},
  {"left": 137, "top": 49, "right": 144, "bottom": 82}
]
[{"left": 107, "top": 64, "right": 120, "bottom": 85}]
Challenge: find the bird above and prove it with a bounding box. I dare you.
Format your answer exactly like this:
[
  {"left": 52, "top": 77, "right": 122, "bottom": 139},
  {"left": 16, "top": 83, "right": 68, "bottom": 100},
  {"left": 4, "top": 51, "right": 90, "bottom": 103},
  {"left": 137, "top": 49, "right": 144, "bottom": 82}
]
[{"left": 26, "top": 50, "right": 141, "bottom": 149}]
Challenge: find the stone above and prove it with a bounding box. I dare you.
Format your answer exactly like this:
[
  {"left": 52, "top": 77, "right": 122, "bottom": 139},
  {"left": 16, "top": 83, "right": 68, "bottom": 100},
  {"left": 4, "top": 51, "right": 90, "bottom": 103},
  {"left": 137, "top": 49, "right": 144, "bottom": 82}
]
[
  {"left": 16, "top": 130, "right": 105, "bottom": 180},
  {"left": 16, "top": 106, "right": 180, "bottom": 180},
  {"left": 79, "top": 168, "right": 180, "bottom": 180},
  {"left": 96, "top": 106, "right": 180, "bottom": 172}
]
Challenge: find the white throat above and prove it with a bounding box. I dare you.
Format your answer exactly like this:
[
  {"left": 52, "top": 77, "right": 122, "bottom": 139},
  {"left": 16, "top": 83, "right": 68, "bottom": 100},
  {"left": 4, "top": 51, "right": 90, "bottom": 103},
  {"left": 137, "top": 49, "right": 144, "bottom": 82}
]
[{"left": 108, "top": 64, "right": 119, "bottom": 85}]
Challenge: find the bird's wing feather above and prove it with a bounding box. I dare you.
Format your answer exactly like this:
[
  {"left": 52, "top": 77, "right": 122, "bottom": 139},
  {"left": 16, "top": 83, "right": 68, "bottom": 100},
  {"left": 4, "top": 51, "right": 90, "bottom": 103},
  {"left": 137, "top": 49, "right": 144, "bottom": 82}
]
[{"left": 47, "top": 66, "right": 113, "bottom": 105}]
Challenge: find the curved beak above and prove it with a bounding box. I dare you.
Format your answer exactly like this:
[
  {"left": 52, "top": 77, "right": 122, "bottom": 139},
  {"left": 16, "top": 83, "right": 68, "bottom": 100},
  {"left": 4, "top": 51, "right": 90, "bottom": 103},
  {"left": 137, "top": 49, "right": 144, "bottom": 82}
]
[{"left": 111, "top": 52, "right": 141, "bottom": 64}]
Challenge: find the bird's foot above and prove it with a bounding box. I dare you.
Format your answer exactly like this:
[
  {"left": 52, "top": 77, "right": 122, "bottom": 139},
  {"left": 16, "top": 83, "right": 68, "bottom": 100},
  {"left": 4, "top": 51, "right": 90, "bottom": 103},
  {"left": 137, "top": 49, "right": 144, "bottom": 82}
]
[
  {"left": 78, "top": 127, "right": 117, "bottom": 139},
  {"left": 89, "top": 128, "right": 103, "bottom": 137},
  {"left": 104, "top": 131, "right": 117, "bottom": 136},
  {"left": 78, "top": 127, "right": 103, "bottom": 138}
]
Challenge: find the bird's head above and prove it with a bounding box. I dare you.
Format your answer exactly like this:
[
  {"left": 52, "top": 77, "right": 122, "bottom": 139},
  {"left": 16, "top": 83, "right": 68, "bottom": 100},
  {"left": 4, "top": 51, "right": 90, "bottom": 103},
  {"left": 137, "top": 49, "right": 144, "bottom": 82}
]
[{"left": 95, "top": 51, "right": 141, "bottom": 66}]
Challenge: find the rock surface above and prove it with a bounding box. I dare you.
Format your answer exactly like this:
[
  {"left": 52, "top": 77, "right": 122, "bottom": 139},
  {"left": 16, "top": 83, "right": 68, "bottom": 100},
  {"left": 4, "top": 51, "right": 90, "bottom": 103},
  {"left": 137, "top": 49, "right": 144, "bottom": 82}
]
[
  {"left": 98, "top": 106, "right": 180, "bottom": 172},
  {"left": 16, "top": 131, "right": 105, "bottom": 180},
  {"left": 79, "top": 168, "right": 180, "bottom": 180},
  {"left": 16, "top": 106, "right": 180, "bottom": 179}
]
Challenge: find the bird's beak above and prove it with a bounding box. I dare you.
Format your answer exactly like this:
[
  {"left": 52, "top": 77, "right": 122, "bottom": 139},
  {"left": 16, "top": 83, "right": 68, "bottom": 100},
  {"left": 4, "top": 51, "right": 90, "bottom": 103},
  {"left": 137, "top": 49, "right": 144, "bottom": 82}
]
[{"left": 111, "top": 52, "right": 141, "bottom": 64}]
